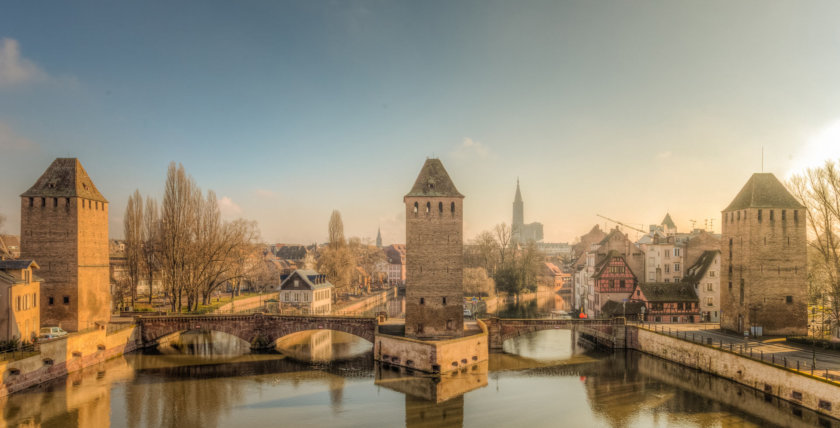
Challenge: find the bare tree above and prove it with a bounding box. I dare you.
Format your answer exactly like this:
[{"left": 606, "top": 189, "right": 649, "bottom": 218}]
[
  {"left": 0, "top": 213, "right": 11, "bottom": 260},
  {"left": 318, "top": 210, "right": 354, "bottom": 291},
  {"left": 791, "top": 162, "right": 840, "bottom": 332},
  {"left": 142, "top": 197, "right": 159, "bottom": 304},
  {"left": 494, "top": 223, "right": 512, "bottom": 265},
  {"left": 328, "top": 210, "right": 346, "bottom": 249},
  {"left": 123, "top": 190, "right": 144, "bottom": 307}
]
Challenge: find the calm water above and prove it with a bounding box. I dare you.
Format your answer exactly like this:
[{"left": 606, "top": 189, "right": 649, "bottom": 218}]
[{"left": 1, "top": 329, "right": 836, "bottom": 428}]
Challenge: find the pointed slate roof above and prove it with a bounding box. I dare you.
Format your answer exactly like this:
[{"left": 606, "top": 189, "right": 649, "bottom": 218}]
[
  {"left": 682, "top": 250, "right": 720, "bottom": 285},
  {"left": 724, "top": 173, "right": 803, "bottom": 211},
  {"left": 405, "top": 158, "right": 464, "bottom": 198},
  {"left": 21, "top": 158, "right": 107, "bottom": 202},
  {"left": 661, "top": 213, "right": 676, "bottom": 230}
]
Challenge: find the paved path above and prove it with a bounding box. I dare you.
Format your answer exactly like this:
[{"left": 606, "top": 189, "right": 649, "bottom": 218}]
[{"left": 636, "top": 323, "right": 840, "bottom": 381}]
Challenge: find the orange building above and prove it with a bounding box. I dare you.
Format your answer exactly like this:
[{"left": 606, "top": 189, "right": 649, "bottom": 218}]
[{"left": 0, "top": 260, "right": 41, "bottom": 342}]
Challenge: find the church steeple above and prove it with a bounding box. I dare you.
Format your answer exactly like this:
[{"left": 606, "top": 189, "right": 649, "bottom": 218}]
[
  {"left": 376, "top": 227, "right": 383, "bottom": 248},
  {"left": 512, "top": 179, "right": 524, "bottom": 230}
]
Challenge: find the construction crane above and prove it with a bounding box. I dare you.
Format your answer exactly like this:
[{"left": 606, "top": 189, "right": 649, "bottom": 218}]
[{"left": 596, "top": 214, "right": 646, "bottom": 234}]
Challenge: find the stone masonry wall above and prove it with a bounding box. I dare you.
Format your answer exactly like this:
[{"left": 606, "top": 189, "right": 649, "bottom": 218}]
[
  {"left": 631, "top": 327, "right": 839, "bottom": 420},
  {"left": 721, "top": 207, "right": 807, "bottom": 335},
  {"left": 404, "top": 197, "right": 464, "bottom": 338},
  {"left": 21, "top": 196, "right": 80, "bottom": 331}
]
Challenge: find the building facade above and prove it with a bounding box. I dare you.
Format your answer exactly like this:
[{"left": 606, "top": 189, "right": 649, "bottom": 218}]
[
  {"left": 0, "top": 260, "right": 41, "bottom": 342},
  {"left": 20, "top": 158, "right": 111, "bottom": 332},
  {"left": 683, "top": 250, "right": 721, "bottom": 322},
  {"left": 720, "top": 173, "right": 808, "bottom": 335},
  {"left": 404, "top": 159, "right": 464, "bottom": 338},
  {"left": 278, "top": 269, "right": 333, "bottom": 315},
  {"left": 631, "top": 282, "right": 700, "bottom": 323},
  {"left": 592, "top": 251, "right": 638, "bottom": 316}
]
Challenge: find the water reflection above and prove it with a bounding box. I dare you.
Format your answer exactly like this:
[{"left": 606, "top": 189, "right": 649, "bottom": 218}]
[
  {"left": 1, "top": 329, "right": 837, "bottom": 428},
  {"left": 495, "top": 290, "right": 569, "bottom": 319}
]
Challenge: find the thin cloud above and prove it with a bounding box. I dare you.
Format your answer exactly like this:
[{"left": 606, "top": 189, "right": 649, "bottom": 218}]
[
  {"left": 656, "top": 151, "right": 672, "bottom": 160},
  {"left": 0, "top": 121, "right": 38, "bottom": 151},
  {"left": 217, "top": 196, "right": 242, "bottom": 216},
  {"left": 0, "top": 38, "right": 48, "bottom": 88},
  {"left": 452, "top": 137, "right": 491, "bottom": 159}
]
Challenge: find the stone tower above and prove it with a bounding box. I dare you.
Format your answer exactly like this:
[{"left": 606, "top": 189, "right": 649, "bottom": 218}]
[
  {"left": 720, "top": 173, "right": 807, "bottom": 336},
  {"left": 20, "top": 158, "right": 111, "bottom": 332},
  {"left": 404, "top": 158, "right": 464, "bottom": 338}
]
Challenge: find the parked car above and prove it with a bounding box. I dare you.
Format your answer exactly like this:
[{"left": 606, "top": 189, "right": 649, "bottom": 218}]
[{"left": 39, "top": 327, "right": 68, "bottom": 340}]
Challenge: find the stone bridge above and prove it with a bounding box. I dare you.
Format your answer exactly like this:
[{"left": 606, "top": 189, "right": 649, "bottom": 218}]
[
  {"left": 484, "top": 317, "right": 626, "bottom": 350},
  {"left": 135, "top": 313, "right": 378, "bottom": 349}
]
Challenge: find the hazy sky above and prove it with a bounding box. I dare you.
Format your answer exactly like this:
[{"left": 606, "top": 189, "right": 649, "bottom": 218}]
[{"left": 2, "top": 1, "right": 840, "bottom": 244}]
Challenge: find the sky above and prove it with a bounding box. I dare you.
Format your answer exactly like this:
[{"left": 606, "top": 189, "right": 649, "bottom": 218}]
[{"left": 2, "top": 0, "right": 840, "bottom": 244}]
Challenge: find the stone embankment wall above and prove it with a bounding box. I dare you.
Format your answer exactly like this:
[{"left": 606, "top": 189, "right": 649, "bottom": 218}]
[
  {"left": 375, "top": 320, "right": 488, "bottom": 373},
  {"left": 214, "top": 293, "right": 279, "bottom": 314},
  {"left": 0, "top": 324, "right": 139, "bottom": 397},
  {"left": 336, "top": 287, "right": 397, "bottom": 314},
  {"left": 629, "top": 326, "right": 840, "bottom": 420}
]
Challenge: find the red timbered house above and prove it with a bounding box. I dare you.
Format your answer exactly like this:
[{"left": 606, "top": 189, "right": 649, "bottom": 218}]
[
  {"left": 593, "top": 250, "right": 638, "bottom": 317},
  {"left": 630, "top": 282, "right": 700, "bottom": 323}
]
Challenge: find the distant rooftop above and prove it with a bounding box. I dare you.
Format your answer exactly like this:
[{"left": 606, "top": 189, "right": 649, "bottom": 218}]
[
  {"left": 21, "top": 158, "right": 107, "bottom": 203},
  {"left": 724, "top": 173, "right": 803, "bottom": 211}
]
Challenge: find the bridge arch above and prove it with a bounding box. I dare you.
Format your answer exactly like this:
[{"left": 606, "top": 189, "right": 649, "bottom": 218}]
[{"left": 137, "top": 314, "right": 378, "bottom": 350}]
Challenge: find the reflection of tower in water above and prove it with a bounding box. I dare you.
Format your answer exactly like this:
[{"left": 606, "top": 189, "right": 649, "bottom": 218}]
[{"left": 375, "top": 361, "right": 488, "bottom": 428}]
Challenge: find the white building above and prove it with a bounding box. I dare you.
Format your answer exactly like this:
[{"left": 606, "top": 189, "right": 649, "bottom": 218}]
[
  {"left": 278, "top": 269, "right": 333, "bottom": 315},
  {"left": 683, "top": 250, "right": 720, "bottom": 322}
]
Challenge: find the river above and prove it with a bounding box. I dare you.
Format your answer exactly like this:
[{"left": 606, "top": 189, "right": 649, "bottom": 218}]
[{"left": 1, "top": 328, "right": 835, "bottom": 428}]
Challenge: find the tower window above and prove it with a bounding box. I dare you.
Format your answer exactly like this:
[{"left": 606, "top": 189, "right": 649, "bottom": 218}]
[
  {"left": 782, "top": 210, "right": 786, "bottom": 221},
  {"left": 737, "top": 211, "right": 740, "bottom": 221},
  {"left": 425, "top": 202, "right": 430, "bottom": 214},
  {"left": 40, "top": 197, "right": 45, "bottom": 207},
  {"left": 413, "top": 202, "right": 418, "bottom": 216},
  {"left": 420, "top": 297, "right": 425, "bottom": 305},
  {"left": 758, "top": 210, "right": 762, "bottom": 221},
  {"left": 442, "top": 297, "right": 447, "bottom": 305},
  {"left": 794, "top": 210, "right": 799, "bottom": 222},
  {"left": 770, "top": 210, "right": 774, "bottom": 221},
  {"left": 438, "top": 202, "right": 443, "bottom": 214},
  {"left": 450, "top": 202, "right": 455, "bottom": 215},
  {"left": 29, "top": 197, "right": 33, "bottom": 207},
  {"left": 53, "top": 198, "right": 57, "bottom": 207},
  {"left": 48, "top": 296, "right": 54, "bottom": 305},
  {"left": 63, "top": 296, "right": 70, "bottom": 305},
  {"left": 65, "top": 198, "right": 70, "bottom": 206}
]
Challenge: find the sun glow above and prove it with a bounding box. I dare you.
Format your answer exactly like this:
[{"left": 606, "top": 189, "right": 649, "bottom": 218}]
[{"left": 787, "top": 120, "right": 840, "bottom": 178}]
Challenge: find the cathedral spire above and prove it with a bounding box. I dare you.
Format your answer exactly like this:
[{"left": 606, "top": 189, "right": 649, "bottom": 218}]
[{"left": 376, "top": 227, "right": 382, "bottom": 248}]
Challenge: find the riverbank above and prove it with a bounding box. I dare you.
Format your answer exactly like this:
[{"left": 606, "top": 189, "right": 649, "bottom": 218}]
[
  {"left": 626, "top": 324, "right": 840, "bottom": 421},
  {"left": 0, "top": 324, "right": 140, "bottom": 398}
]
